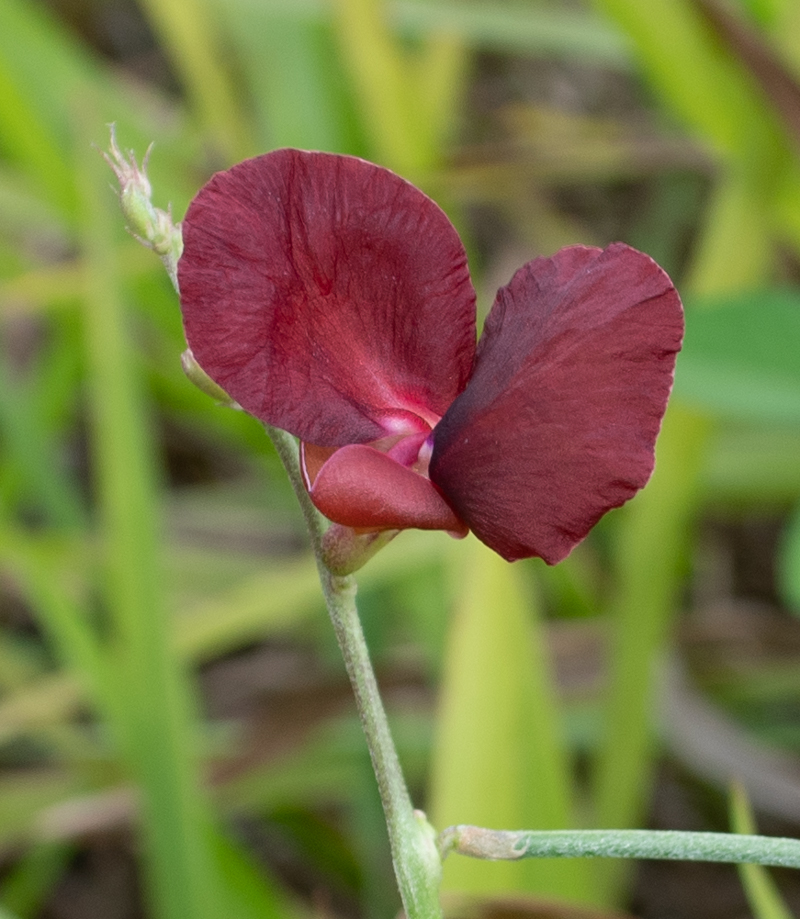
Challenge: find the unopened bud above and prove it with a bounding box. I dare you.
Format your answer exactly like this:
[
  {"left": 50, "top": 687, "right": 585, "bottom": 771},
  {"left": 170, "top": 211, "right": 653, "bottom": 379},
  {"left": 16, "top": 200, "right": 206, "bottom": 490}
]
[{"left": 103, "top": 124, "right": 183, "bottom": 288}]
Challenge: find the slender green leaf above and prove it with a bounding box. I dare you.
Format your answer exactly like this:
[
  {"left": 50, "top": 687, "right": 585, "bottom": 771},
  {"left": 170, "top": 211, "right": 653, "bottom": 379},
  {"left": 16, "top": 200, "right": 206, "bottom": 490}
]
[
  {"left": 0, "top": 842, "right": 73, "bottom": 919},
  {"left": 0, "top": 355, "right": 84, "bottom": 529},
  {"left": 0, "top": 0, "right": 195, "bottom": 216},
  {"left": 392, "top": 0, "right": 629, "bottom": 61},
  {"left": 0, "top": 244, "right": 154, "bottom": 315},
  {"left": 0, "top": 0, "right": 203, "bottom": 232},
  {"left": 222, "top": 712, "right": 430, "bottom": 838},
  {"left": 213, "top": 4, "right": 363, "bottom": 153},
  {"left": 0, "top": 53, "right": 73, "bottom": 214},
  {"left": 676, "top": 289, "right": 800, "bottom": 425},
  {"left": 592, "top": 406, "right": 711, "bottom": 903},
  {"left": 701, "top": 426, "right": 800, "bottom": 507},
  {"left": 223, "top": 0, "right": 630, "bottom": 62},
  {"left": 740, "top": 0, "right": 787, "bottom": 28},
  {"left": 0, "top": 0, "right": 102, "bottom": 146},
  {"left": 730, "top": 781, "right": 795, "bottom": 919},
  {"left": 778, "top": 501, "right": 800, "bottom": 614},
  {"left": 590, "top": 0, "right": 785, "bottom": 155},
  {"left": 208, "top": 827, "right": 303, "bottom": 919},
  {"left": 136, "top": 0, "right": 253, "bottom": 162},
  {"left": 175, "top": 560, "right": 323, "bottom": 661},
  {"left": 0, "top": 166, "right": 70, "bottom": 249},
  {"left": 75, "top": 104, "right": 220, "bottom": 919},
  {"left": 333, "top": 0, "right": 432, "bottom": 174},
  {"left": 0, "top": 531, "right": 447, "bottom": 749},
  {"left": 0, "top": 534, "right": 106, "bottom": 709},
  {"left": 589, "top": 0, "right": 800, "bottom": 285},
  {"left": 414, "top": 32, "right": 468, "bottom": 158},
  {"left": 430, "top": 537, "right": 593, "bottom": 901},
  {"left": 768, "top": 1, "right": 800, "bottom": 76},
  {"left": 686, "top": 169, "right": 776, "bottom": 296}
]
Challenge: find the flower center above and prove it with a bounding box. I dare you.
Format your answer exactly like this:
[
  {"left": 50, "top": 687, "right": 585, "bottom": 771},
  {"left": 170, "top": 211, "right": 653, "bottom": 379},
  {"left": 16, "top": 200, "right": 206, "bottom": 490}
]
[
  {"left": 301, "top": 427, "right": 436, "bottom": 492},
  {"left": 384, "top": 431, "right": 433, "bottom": 475}
]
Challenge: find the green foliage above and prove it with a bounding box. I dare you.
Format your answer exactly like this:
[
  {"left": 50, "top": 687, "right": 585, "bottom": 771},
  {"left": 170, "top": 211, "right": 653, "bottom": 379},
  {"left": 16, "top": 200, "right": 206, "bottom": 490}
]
[
  {"left": 678, "top": 289, "right": 800, "bottom": 425},
  {"left": 779, "top": 502, "right": 800, "bottom": 615},
  {"left": 730, "top": 781, "right": 795, "bottom": 919},
  {"left": 430, "top": 539, "right": 592, "bottom": 901}
]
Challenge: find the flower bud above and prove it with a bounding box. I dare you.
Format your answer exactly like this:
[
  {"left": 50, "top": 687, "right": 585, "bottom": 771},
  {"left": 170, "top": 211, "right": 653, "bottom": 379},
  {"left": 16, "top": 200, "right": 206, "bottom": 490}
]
[{"left": 103, "top": 124, "right": 183, "bottom": 277}]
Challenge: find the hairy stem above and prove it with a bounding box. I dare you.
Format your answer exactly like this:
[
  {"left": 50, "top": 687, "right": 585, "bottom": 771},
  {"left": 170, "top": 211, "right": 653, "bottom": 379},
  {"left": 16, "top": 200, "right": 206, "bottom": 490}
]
[
  {"left": 107, "top": 138, "right": 441, "bottom": 917},
  {"left": 439, "top": 826, "right": 800, "bottom": 870},
  {"left": 264, "top": 424, "right": 443, "bottom": 919}
]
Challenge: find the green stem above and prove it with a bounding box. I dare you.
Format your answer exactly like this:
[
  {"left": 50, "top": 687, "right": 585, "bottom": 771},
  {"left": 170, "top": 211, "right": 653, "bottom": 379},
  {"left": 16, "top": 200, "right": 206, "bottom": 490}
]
[
  {"left": 439, "top": 827, "right": 800, "bottom": 869},
  {"left": 263, "top": 425, "right": 326, "bottom": 550},
  {"left": 264, "top": 424, "right": 443, "bottom": 919},
  {"left": 321, "top": 567, "right": 442, "bottom": 918},
  {"left": 110, "top": 136, "right": 440, "bottom": 918}
]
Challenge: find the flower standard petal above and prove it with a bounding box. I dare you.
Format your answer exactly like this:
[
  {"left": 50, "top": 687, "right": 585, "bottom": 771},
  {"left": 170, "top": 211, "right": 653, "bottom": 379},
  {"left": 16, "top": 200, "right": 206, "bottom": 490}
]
[
  {"left": 178, "top": 149, "right": 477, "bottom": 446},
  {"left": 306, "top": 444, "right": 468, "bottom": 534},
  {"left": 429, "top": 243, "right": 684, "bottom": 564}
]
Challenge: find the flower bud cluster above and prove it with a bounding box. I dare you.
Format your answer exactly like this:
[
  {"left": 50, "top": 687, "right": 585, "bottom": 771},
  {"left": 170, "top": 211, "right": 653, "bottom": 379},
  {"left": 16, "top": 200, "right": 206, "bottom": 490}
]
[{"left": 103, "top": 125, "right": 183, "bottom": 286}]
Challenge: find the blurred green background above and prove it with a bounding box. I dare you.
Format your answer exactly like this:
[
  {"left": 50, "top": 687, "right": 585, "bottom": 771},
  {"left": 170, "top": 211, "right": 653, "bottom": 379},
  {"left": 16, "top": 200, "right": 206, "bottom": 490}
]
[{"left": 2, "top": 0, "right": 800, "bottom": 917}]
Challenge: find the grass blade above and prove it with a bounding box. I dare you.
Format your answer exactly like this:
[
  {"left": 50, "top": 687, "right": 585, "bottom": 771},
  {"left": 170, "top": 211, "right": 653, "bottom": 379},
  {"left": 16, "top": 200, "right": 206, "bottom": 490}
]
[
  {"left": 590, "top": 0, "right": 784, "bottom": 154},
  {"left": 0, "top": 356, "right": 84, "bottom": 529},
  {"left": 779, "top": 500, "right": 800, "bottom": 614},
  {"left": 0, "top": 842, "right": 73, "bottom": 919},
  {"left": 333, "top": 0, "right": 428, "bottom": 173},
  {"left": 430, "top": 538, "right": 593, "bottom": 901},
  {"left": 591, "top": 405, "right": 711, "bottom": 903},
  {"left": 136, "top": 0, "right": 253, "bottom": 162},
  {"left": 75, "top": 105, "right": 220, "bottom": 919},
  {"left": 212, "top": 3, "right": 363, "bottom": 153},
  {"left": 730, "top": 781, "right": 795, "bottom": 919}
]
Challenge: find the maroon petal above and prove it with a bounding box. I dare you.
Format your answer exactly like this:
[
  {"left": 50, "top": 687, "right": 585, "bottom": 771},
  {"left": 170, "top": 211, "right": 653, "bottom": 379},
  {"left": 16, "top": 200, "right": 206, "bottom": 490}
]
[
  {"left": 307, "top": 444, "right": 468, "bottom": 534},
  {"left": 429, "top": 243, "right": 684, "bottom": 564},
  {"left": 178, "top": 149, "right": 476, "bottom": 446}
]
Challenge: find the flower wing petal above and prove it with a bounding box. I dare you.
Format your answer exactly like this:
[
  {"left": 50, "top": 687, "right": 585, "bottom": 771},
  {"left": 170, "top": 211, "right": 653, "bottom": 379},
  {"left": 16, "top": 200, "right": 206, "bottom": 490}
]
[
  {"left": 429, "top": 243, "right": 684, "bottom": 563},
  {"left": 308, "top": 444, "right": 468, "bottom": 534},
  {"left": 179, "top": 149, "right": 476, "bottom": 445}
]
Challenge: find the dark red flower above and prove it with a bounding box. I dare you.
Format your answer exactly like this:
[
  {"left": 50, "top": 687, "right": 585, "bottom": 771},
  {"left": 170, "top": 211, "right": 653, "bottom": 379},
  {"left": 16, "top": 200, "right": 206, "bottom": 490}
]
[{"left": 178, "top": 149, "right": 683, "bottom": 564}]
